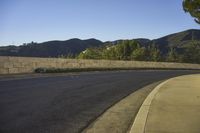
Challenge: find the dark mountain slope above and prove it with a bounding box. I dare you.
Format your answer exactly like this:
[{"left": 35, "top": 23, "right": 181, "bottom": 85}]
[
  {"left": 105, "top": 38, "right": 150, "bottom": 45},
  {"left": 150, "top": 29, "right": 200, "bottom": 49},
  {"left": 0, "top": 39, "right": 103, "bottom": 57}
]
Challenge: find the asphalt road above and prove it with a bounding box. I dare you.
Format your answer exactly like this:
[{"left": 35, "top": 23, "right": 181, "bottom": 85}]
[{"left": 0, "top": 70, "right": 199, "bottom": 133}]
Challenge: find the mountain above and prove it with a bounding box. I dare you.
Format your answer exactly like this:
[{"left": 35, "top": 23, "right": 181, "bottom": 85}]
[
  {"left": 134, "top": 38, "right": 151, "bottom": 44},
  {"left": 106, "top": 29, "right": 200, "bottom": 49},
  {"left": 0, "top": 39, "right": 103, "bottom": 57},
  {"left": 147, "top": 29, "right": 200, "bottom": 53},
  {"left": 0, "top": 29, "right": 199, "bottom": 57},
  {"left": 151, "top": 29, "right": 200, "bottom": 47},
  {"left": 105, "top": 38, "right": 150, "bottom": 45}
]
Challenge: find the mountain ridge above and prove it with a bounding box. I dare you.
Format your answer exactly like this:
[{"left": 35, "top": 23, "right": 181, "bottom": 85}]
[{"left": 0, "top": 29, "right": 199, "bottom": 57}]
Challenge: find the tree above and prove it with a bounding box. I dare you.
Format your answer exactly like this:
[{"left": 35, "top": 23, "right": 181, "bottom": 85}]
[
  {"left": 182, "top": 41, "right": 200, "bottom": 63},
  {"left": 148, "top": 44, "right": 161, "bottom": 61},
  {"left": 121, "top": 40, "right": 132, "bottom": 60},
  {"left": 131, "top": 47, "right": 147, "bottom": 61},
  {"left": 65, "top": 52, "right": 74, "bottom": 59},
  {"left": 166, "top": 47, "right": 179, "bottom": 62},
  {"left": 115, "top": 42, "right": 126, "bottom": 60},
  {"left": 102, "top": 46, "right": 118, "bottom": 60},
  {"left": 151, "top": 48, "right": 161, "bottom": 61},
  {"left": 116, "top": 40, "right": 140, "bottom": 60},
  {"left": 129, "top": 40, "right": 140, "bottom": 53},
  {"left": 78, "top": 48, "right": 102, "bottom": 59},
  {"left": 183, "top": 0, "right": 200, "bottom": 24}
]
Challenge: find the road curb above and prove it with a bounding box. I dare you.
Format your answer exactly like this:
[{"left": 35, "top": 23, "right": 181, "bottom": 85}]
[
  {"left": 82, "top": 81, "right": 163, "bottom": 133},
  {"left": 129, "top": 78, "right": 173, "bottom": 133}
]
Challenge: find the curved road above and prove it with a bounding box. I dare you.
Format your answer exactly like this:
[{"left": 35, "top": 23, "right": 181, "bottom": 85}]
[{"left": 0, "top": 70, "right": 199, "bottom": 133}]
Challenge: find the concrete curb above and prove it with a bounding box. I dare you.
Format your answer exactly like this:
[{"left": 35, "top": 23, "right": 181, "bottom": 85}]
[
  {"left": 129, "top": 78, "right": 173, "bottom": 133},
  {"left": 82, "top": 81, "right": 162, "bottom": 133}
]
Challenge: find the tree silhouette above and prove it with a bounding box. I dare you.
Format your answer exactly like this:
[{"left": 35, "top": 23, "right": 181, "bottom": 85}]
[{"left": 183, "top": 0, "right": 200, "bottom": 24}]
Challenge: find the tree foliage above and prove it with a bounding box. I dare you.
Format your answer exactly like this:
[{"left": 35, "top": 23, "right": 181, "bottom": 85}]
[
  {"left": 166, "top": 47, "right": 179, "bottom": 62},
  {"left": 182, "top": 41, "right": 200, "bottom": 63},
  {"left": 148, "top": 44, "right": 161, "bottom": 61},
  {"left": 78, "top": 48, "right": 102, "bottom": 59},
  {"left": 183, "top": 0, "right": 200, "bottom": 24},
  {"left": 131, "top": 47, "right": 146, "bottom": 61},
  {"left": 77, "top": 40, "right": 200, "bottom": 64}
]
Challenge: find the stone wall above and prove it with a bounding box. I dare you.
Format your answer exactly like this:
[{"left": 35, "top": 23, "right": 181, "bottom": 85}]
[{"left": 0, "top": 56, "right": 200, "bottom": 74}]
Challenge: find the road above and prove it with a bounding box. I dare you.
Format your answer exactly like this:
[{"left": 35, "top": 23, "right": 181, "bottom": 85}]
[{"left": 0, "top": 70, "right": 199, "bottom": 133}]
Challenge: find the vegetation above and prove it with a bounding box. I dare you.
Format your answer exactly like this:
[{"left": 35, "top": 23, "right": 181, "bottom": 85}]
[
  {"left": 34, "top": 67, "right": 193, "bottom": 73},
  {"left": 34, "top": 67, "right": 143, "bottom": 73},
  {"left": 77, "top": 40, "right": 200, "bottom": 64},
  {"left": 183, "top": 0, "right": 200, "bottom": 24},
  {"left": 182, "top": 41, "right": 200, "bottom": 63},
  {"left": 166, "top": 47, "right": 179, "bottom": 62}
]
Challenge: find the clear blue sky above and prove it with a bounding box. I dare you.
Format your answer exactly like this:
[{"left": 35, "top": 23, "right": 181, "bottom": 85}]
[{"left": 0, "top": 0, "right": 199, "bottom": 46}]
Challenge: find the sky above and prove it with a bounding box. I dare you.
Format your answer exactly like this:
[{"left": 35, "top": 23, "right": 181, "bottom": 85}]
[{"left": 0, "top": 0, "right": 199, "bottom": 46}]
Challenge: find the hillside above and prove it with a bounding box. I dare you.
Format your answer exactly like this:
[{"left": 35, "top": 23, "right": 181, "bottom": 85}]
[
  {"left": 0, "top": 39, "right": 103, "bottom": 57},
  {"left": 151, "top": 29, "right": 200, "bottom": 47},
  {"left": 105, "top": 38, "right": 151, "bottom": 45},
  {"left": 0, "top": 29, "right": 199, "bottom": 58},
  {"left": 78, "top": 29, "right": 200, "bottom": 63},
  {"left": 105, "top": 29, "right": 200, "bottom": 53},
  {"left": 148, "top": 29, "right": 200, "bottom": 53}
]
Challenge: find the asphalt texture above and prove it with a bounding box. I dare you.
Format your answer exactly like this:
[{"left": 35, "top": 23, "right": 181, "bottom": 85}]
[{"left": 0, "top": 70, "right": 199, "bottom": 133}]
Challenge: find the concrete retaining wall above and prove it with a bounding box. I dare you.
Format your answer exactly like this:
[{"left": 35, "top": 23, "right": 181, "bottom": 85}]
[{"left": 0, "top": 56, "right": 200, "bottom": 74}]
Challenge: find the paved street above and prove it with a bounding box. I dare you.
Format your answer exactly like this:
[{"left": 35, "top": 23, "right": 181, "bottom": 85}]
[{"left": 0, "top": 70, "right": 199, "bottom": 133}]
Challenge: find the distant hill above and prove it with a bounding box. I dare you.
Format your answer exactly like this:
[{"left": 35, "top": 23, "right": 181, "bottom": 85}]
[
  {"left": 0, "top": 39, "right": 103, "bottom": 57},
  {"left": 105, "top": 38, "right": 151, "bottom": 45},
  {"left": 109, "top": 29, "right": 200, "bottom": 54},
  {"left": 151, "top": 29, "right": 200, "bottom": 47},
  {"left": 147, "top": 29, "right": 200, "bottom": 53},
  {"left": 106, "top": 29, "right": 200, "bottom": 51},
  {"left": 0, "top": 29, "right": 199, "bottom": 57},
  {"left": 134, "top": 38, "right": 151, "bottom": 44}
]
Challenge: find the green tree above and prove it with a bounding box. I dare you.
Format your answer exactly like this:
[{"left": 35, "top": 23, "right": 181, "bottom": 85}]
[
  {"left": 78, "top": 48, "right": 102, "bottom": 59},
  {"left": 129, "top": 40, "right": 141, "bottom": 54},
  {"left": 183, "top": 0, "right": 200, "bottom": 24},
  {"left": 131, "top": 47, "right": 147, "bottom": 61},
  {"left": 123, "top": 40, "right": 131, "bottom": 59},
  {"left": 115, "top": 43, "right": 125, "bottom": 60},
  {"left": 166, "top": 47, "right": 179, "bottom": 62},
  {"left": 102, "top": 46, "right": 118, "bottom": 60},
  {"left": 115, "top": 40, "right": 140, "bottom": 60},
  {"left": 182, "top": 41, "right": 200, "bottom": 63},
  {"left": 149, "top": 45, "right": 161, "bottom": 61},
  {"left": 151, "top": 49, "right": 161, "bottom": 61}
]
